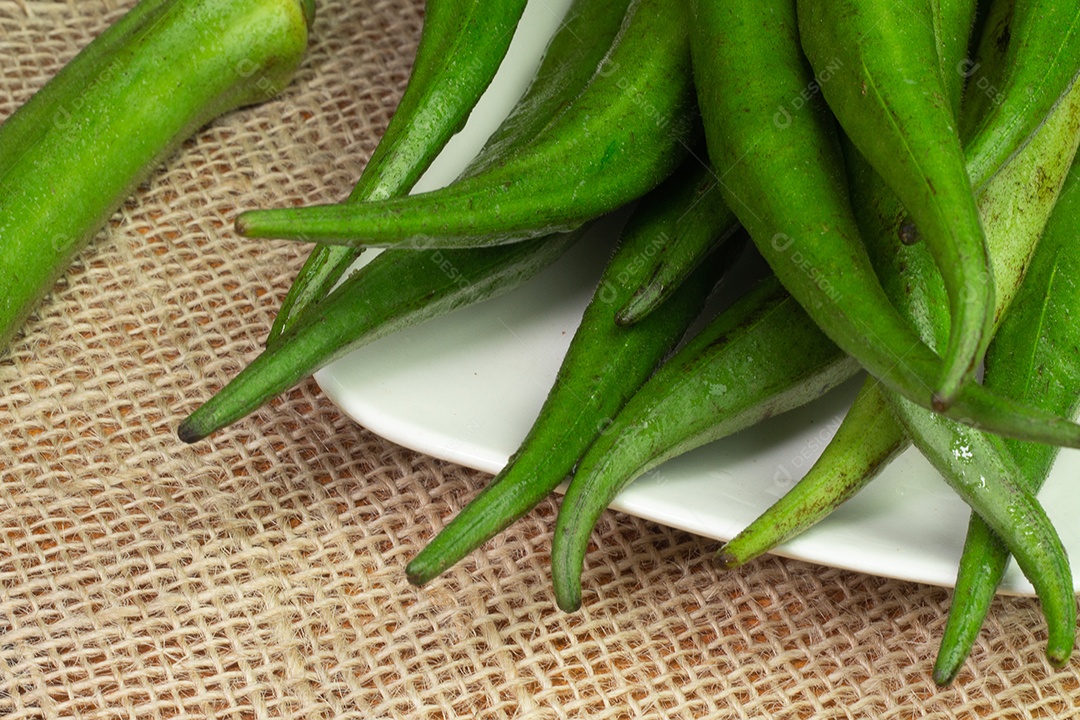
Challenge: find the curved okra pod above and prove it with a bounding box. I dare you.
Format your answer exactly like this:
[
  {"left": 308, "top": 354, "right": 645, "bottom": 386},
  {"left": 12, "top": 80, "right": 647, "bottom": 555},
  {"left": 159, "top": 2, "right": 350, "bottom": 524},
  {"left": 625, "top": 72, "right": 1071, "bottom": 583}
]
[
  {"left": 962, "top": 0, "right": 1080, "bottom": 192},
  {"left": 862, "top": 71, "right": 1080, "bottom": 672},
  {"left": 716, "top": 380, "right": 905, "bottom": 569},
  {"left": 885, "top": 76, "right": 1080, "bottom": 668},
  {"left": 887, "top": 397, "right": 1076, "bottom": 668},
  {"left": 267, "top": 0, "right": 532, "bottom": 343},
  {"left": 548, "top": 73, "right": 1080, "bottom": 607},
  {"left": 551, "top": 277, "right": 860, "bottom": 611},
  {"left": 0, "top": 0, "right": 314, "bottom": 353},
  {"left": 235, "top": 0, "right": 699, "bottom": 249},
  {"left": 686, "top": 0, "right": 1080, "bottom": 448},
  {"left": 716, "top": 19, "right": 1080, "bottom": 581},
  {"left": 405, "top": 162, "right": 742, "bottom": 586},
  {"left": 177, "top": 229, "right": 584, "bottom": 443},
  {"left": 934, "top": 154, "right": 1080, "bottom": 686},
  {"left": 798, "top": 0, "right": 992, "bottom": 406}
]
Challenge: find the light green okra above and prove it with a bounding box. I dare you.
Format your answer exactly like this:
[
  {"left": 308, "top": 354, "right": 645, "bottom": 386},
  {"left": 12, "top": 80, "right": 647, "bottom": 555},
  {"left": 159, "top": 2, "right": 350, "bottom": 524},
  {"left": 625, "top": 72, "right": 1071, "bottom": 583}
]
[{"left": 0, "top": 0, "right": 314, "bottom": 353}]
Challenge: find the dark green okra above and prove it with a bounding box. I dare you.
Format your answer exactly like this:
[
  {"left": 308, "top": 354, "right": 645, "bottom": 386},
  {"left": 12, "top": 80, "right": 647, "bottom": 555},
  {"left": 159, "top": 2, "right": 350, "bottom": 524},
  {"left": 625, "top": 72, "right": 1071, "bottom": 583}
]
[
  {"left": 0, "top": 0, "right": 314, "bottom": 353},
  {"left": 868, "top": 76, "right": 1080, "bottom": 671},
  {"left": 688, "top": 0, "right": 1080, "bottom": 449},
  {"left": 178, "top": 230, "right": 584, "bottom": 443},
  {"left": 548, "top": 50, "right": 1080, "bottom": 613},
  {"left": 962, "top": 0, "right": 1080, "bottom": 192},
  {"left": 234, "top": 0, "right": 699, "bottom": 250},
  {"left": 689, "top": 0, "right": 942, "bottom": 412},
  {"left": 714, "top": 0, "right": 982, "bottom": 566},
  {"left": 550, "top": 275, "right": 860, "bottom": 611},
  {"left": 717, "top": 0, "right": 1070, "bottom": 571},
  {"left": 744, "top": 73, "right": 1080, "bottom": 671},
  {"left": 934, "top": 153, "right": 1080, "bottom": 686},
  {"left": 267, "top": 0, "right": 531, "bottom": 343},
  {"left": 404, "top": 160, "right": 743, "bottom": 586},
  {"left": 798, "top": 0, "right": 991, "bottom": 406}
]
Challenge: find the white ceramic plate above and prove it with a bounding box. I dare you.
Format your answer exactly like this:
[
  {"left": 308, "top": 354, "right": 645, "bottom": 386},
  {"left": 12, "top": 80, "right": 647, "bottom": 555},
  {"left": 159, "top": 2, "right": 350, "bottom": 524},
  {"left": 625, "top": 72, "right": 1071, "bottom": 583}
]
[{"left": 314, "top": 0, "right": 1080, "bottom": 595}]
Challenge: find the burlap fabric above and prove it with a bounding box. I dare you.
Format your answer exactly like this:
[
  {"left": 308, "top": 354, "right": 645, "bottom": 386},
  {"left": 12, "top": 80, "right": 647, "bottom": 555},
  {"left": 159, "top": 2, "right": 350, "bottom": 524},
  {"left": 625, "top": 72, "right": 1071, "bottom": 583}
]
[{"left": 2, "top": 1, "right": 1078, "bottom": 717}]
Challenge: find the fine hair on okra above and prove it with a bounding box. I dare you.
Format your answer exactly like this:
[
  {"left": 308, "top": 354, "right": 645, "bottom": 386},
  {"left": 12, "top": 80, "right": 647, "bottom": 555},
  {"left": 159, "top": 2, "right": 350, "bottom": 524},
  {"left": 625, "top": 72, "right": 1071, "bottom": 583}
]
[
  {"left": 234, "top": 0, "right": 700, "bottom": 251},
  {"left": 0, "top": 0, "right": 314, "bottom": 353}
]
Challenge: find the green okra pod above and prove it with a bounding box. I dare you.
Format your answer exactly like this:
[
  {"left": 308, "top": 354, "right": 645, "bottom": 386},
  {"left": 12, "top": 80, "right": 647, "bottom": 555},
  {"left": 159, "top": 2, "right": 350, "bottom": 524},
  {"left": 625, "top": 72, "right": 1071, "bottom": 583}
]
[
  {"left": 962, "top": 0, "right": 1080, "bottom": 192},
  {"left": 0, "top": 0, "right": 173, "bottom": 181},
  {"left": 267, "top": 0, "right": 532, "bottom": 343},
  {"left": 887, "top": 397, "right": 1076, "bottom": 668},
  {"left": 715, "top": 10, "right": 1080, "bottom": 581},
  {"left": 827, "top": 67, "right": 1080, "bottom": 673},
  {"left": 870, "top": 74, "right": 1080, "bottom": 670},
  {"left": 550, "top": 277, "right": 860, "bottom": 611},
  {"left": 0, "top": 0, "right": 314, "bottom": 353},
  {"left": 234, "top": 0, "right": 699, "bottom": 250},
  {"left": 404, "top": 160, "right": 743, "bottom": 586},
  {"left": 934, "top": 152, "right": 1080, "bottom": 686},
  {"left": 688, "top": 0, "right": 1079, "bottom": 449},
  {"left": 178, "top": 229, "right": 583, "bottom": 443},
  {"left": 717, "top": 381, "right": 906, "bottom": 570},
  {"left": 798, "top": 0, "right": 993, "bottom": 406},
  {"left": 179, "top": 0, "right": 636, "bottom": 441},
  {"left": 715, "top": 0, "right": 978, "bottom": 568}
]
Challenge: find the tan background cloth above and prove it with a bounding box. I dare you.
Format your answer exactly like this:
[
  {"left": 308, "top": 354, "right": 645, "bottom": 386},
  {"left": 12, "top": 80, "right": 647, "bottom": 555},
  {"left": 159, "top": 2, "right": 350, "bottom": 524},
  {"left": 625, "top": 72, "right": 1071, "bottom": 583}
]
[{"left": 1, "top": 1, "right": 1077, "bottom": 717}]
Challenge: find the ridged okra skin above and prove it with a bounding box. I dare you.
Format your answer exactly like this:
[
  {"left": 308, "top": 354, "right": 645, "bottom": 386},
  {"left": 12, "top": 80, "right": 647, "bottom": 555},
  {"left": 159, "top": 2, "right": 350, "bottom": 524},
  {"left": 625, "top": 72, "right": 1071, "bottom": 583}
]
[
  {"left": 0, "top": 0, "right": 314, "bottom": 352},
  {"left": 177, "top": 229, "right": 585, "bottom": 443},
  {"left": 235, "top": 0, "right": 700, "bottom": 249},
  {"left": 267, "top": 0, "right": 532, "bottom": 343},
  {"left": 798, "top": 0, "right": 994, "bottom": 406}
]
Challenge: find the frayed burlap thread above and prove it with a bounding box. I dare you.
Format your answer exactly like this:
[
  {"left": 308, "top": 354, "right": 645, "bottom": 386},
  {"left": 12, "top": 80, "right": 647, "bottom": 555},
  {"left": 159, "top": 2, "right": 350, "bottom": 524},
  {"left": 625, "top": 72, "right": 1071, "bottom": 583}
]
[{"left": 1, "top": 2, "right": 1078, "bottom": 718}]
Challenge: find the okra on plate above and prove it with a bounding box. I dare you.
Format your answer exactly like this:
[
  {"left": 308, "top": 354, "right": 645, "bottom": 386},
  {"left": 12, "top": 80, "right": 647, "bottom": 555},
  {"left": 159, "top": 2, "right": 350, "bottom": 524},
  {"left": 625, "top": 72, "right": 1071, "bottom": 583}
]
[{"left": 267, "top": 0, "right": 530, "bottom": 344}]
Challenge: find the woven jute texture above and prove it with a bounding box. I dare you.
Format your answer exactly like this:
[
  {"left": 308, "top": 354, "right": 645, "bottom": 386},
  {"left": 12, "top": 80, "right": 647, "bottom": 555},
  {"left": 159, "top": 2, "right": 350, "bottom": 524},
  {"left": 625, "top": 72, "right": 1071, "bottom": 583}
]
[{"left": 2, "top": 2, "right": 1079, "bottom": 718}]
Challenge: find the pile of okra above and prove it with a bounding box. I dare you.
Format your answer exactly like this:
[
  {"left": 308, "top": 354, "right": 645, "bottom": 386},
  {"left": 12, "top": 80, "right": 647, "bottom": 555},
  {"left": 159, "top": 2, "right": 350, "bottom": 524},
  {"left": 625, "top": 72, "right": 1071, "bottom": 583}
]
[{"left": 3, "top": 0, "right": 1080, "bottom": 685}]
